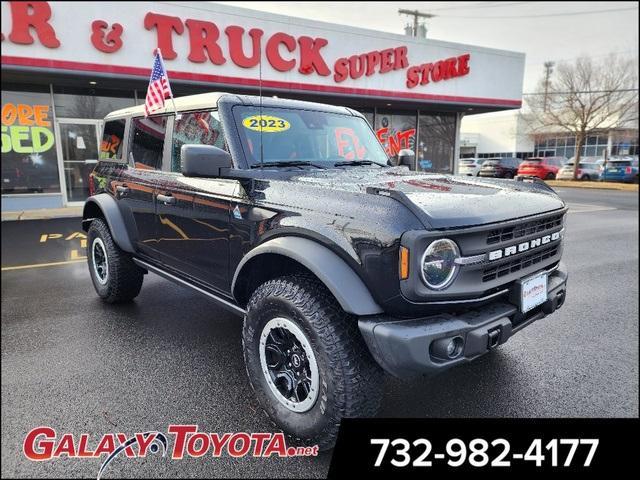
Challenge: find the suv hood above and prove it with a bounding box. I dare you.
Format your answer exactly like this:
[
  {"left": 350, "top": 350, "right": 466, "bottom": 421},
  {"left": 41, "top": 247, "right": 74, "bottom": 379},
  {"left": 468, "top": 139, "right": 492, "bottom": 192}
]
[{"left": 285, "top": 166, "right": 565, "bottom": 229}]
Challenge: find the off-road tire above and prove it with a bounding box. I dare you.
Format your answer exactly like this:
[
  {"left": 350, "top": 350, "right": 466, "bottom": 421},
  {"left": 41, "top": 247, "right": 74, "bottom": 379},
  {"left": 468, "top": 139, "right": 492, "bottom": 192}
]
[
  {"left": 242, "top": 274, "right": 383, "bottom": 451},
  {"left": 87, "top": 218, "right": 144, "bottom": 303}
]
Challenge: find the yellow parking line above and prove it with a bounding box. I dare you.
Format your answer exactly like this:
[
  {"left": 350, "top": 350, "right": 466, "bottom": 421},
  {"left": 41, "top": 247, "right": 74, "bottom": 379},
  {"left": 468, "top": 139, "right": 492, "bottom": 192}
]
[{"left": 1, "top": 258, "right": 87, "bottom": 271}]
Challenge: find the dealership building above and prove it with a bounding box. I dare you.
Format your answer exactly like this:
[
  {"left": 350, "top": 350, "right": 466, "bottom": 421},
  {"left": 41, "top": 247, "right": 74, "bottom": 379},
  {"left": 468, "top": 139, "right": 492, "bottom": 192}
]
[
  {"left": 1, "top": 1, "right": 525, "bottom": 211},
  {"left": 460, "top": 110, "right": 639, "bottom": 160}
]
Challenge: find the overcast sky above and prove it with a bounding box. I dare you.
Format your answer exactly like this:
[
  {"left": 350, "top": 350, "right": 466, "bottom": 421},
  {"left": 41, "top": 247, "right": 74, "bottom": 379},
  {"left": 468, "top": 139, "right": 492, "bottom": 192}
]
[{"left": 219, "top": 1, "right": 639, "bottom": 92}]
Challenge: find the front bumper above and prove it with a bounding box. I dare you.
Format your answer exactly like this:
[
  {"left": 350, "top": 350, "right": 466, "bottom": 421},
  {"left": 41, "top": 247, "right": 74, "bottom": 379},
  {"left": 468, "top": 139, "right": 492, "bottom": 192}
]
[{"left": 359, "top": 263, "right": 568, "bottom": 379}]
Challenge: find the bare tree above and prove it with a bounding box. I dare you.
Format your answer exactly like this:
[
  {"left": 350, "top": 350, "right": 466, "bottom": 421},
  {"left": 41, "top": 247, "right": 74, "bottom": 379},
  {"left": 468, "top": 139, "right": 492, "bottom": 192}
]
[{"left": 524, "top": 55, "right": 638, "bottom": 179}]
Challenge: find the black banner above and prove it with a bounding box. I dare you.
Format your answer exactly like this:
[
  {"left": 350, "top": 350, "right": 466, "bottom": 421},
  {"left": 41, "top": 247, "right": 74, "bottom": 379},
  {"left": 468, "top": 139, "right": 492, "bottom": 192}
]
[{"left": 328, "top": 418, "right": 638, "bottom": 477}]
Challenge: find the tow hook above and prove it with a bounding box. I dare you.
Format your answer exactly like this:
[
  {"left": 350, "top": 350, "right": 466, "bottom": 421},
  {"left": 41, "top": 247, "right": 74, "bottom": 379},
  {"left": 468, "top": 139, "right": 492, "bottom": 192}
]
[{"left": 487, "top": 327, "right": 501, "bottom": 350}]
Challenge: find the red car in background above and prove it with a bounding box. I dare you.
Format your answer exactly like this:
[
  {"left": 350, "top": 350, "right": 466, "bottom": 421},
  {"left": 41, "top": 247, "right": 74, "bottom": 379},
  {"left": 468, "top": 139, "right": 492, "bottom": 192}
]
[{"left": 517, "top": 156, "right": 566, "bottom": 180}]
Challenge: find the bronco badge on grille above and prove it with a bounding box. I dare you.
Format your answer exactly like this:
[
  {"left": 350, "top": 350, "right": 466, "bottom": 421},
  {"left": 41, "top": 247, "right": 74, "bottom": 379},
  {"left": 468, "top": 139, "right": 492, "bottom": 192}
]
[{"left": 487, "top": 230, "right": 562, "bottom": 261}]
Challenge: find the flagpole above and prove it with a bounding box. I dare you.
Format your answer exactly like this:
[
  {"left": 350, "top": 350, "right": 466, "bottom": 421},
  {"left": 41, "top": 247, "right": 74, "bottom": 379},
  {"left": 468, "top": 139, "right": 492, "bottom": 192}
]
[{"left": 156, "top": 48, "right": 180, "bottom": 120}]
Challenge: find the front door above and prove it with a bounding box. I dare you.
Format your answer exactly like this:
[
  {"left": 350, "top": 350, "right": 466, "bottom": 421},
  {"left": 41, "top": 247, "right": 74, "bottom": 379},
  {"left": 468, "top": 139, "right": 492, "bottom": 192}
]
[
  {"left": 153, "top": 110, "right": 231, "bottom": 293},
  {"left": 55, "top": 119, "right": 102, "bottom": 205}
]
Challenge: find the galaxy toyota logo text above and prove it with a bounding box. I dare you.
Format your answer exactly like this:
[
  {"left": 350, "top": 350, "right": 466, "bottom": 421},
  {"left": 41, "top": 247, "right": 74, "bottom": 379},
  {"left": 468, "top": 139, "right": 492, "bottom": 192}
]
[
  {"left": 23, "top": 426, "right": 318, "bottom": 478},
  {"left": 487, "top": 230, "right": 563, "bottom": 262}
]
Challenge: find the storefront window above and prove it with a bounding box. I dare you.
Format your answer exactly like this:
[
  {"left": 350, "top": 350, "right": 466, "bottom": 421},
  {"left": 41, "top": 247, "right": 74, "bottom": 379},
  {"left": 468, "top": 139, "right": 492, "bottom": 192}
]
[
  {"left": 1, "top": 89, "right": 61, "bottom": 194},
  {"left": 417, "top": 113, "right": 456, "bottom": 173},
  {"left": 610, "top": 131, "right": 638, "bottom": 156},
  {"left": 53, "top": 86, "right": 135, "bottom": 119},
  {"left": 535, "top": 133, "right": 611, "bottom": 159},
  {"left": 358, "top": 110, "right": 374, "bottom": 128},
  {"left": 374, "top": 110, "right": 416, "bottom": 165},
  {"left": 58, "top": 122, "right": 100, "bottom": 202}
]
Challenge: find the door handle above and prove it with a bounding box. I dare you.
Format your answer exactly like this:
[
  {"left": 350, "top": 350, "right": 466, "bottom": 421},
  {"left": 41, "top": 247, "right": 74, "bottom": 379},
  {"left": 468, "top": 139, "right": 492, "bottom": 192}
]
[
  {"left": 116, "top": 184, "right": 129, "bottom": 194},
  {"left": 156, "top": 193, "right": 176, "bottom": 205}
]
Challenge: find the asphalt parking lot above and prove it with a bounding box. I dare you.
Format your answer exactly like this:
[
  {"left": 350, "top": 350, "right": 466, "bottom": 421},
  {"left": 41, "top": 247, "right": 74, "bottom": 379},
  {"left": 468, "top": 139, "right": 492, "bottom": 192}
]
[{"left": 1, "top": 187, "right": 638, "bottom": 478}]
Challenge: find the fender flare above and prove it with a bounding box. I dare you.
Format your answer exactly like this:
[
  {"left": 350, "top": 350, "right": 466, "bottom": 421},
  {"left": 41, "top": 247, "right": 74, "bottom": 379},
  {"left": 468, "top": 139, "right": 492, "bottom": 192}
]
[
  {"left": 82, "top": 193, "right": 136, "bottom": 253},
  {"left": 232, "top": 237, "right": 383, "bottom": 316}
]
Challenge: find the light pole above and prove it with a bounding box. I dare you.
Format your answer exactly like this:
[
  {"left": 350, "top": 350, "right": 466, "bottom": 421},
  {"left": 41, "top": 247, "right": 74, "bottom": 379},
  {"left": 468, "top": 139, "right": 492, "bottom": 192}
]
[
  {"left": 398, "top": 9, "right": 435, "bottom": 38},
  {"left": 543, "top": 61, "right": 555, "bottom": 112}
]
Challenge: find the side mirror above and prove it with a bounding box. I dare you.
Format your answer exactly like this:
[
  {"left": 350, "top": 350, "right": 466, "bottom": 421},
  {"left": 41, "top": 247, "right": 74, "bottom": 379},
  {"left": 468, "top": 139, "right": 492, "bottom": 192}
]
[
  {"left": 181, "top": 144, "right": 233, "bottom": 177},
  {"left": 397, "top": 148, "right": 415, "bottom": 170}
]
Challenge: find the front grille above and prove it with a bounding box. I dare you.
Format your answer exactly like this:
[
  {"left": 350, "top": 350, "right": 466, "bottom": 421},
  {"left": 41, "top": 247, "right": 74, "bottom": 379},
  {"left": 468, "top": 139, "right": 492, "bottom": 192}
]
[
  {"left": 487, "top": 213, "right": 563, "bottom": 245},
  {"left": 482, "top": 244, "right": 559, "bottom": 282}
]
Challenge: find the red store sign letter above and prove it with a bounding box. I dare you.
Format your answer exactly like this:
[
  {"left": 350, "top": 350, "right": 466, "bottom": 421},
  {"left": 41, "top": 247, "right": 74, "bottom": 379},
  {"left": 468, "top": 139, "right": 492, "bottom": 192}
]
[
  {"left": 297, "top": 36, "right": 331, "bottom": 76},
  {"left": 266, "top": 33, "right": 296, "bottom": 72},
  {"left": 185, "top": 19, "right": 226, "bottom": 65},
  {"left": 7, "top": 1, "right": 60, "bottom": 48},
  {"left": 90, "top": 20, "right": 123, "bottom": 53},
  {"left": 225, "top": 26, "right": 263, "bottom": 69},
  {"left": 144, "top": 12, "right": 184, "bottom": 59}
]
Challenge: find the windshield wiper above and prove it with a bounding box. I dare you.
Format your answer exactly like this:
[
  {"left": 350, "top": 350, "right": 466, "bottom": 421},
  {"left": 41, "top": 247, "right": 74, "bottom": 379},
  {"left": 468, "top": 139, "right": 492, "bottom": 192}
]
[
  {"left": 334, "top": 160, "right": 380, "bottom": 167},
  {"left": 250, "top": 160, "right": 325, "bottom": 169}
]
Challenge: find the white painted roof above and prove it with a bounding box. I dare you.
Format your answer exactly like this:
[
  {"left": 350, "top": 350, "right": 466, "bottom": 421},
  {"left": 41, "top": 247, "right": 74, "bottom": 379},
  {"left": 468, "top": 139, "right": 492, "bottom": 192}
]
[{"left": 104, "top": 92, "right": 228, "bottom": 119}]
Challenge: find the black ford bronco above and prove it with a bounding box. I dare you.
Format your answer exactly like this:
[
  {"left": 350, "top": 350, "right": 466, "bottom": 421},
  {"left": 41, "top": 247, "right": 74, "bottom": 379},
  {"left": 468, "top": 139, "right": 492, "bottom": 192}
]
[{"left": 83, "top": 93, "right": 567, "bottom": 449}]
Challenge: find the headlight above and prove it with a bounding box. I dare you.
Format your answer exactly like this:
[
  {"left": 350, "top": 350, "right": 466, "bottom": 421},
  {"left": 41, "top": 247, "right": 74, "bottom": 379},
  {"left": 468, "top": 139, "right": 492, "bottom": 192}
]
[{"left": 421, "top": 239, "right": 460, "bottom": 290}]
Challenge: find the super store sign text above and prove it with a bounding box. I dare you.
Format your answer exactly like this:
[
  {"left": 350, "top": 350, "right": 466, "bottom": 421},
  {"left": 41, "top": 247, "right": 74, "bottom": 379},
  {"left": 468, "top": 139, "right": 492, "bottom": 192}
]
[{"left": 1, "top": 1, "right": 471, "bottom": 90}]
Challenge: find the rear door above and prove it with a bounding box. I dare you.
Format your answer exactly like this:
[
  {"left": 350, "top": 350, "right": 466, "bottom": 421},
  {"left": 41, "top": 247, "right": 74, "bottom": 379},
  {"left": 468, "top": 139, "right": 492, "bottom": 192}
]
[{"left": 117, "top": 115, "right": 171, "bottom": 255}]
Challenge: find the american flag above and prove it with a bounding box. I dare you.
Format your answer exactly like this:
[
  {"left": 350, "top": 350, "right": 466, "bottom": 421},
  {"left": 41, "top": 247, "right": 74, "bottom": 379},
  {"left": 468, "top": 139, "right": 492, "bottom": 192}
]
[{"left": 144, "top": 51, "right": 173, "bottom": 117}]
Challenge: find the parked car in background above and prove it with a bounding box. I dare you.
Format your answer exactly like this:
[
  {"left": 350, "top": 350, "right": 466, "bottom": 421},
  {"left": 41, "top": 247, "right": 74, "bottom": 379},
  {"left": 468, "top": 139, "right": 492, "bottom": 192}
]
[
  {"left": 458, "top": 158, "right": 485, "bottom": 176},
  {"left": 602, "top": 156, "right": 639, "bottom": 183},
  {"left": 517, "top": 156, "right": 565, "bottom": 180},
  {"left": 478, "top": 157, "right": 520, "bottom": 178},
  {"left": 556, "top": 157, "right": 603, "bottom": 181}
]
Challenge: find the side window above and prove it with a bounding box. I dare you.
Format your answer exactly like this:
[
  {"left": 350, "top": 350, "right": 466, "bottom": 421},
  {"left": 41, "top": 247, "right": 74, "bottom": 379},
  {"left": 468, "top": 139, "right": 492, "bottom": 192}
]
[
  {"left": 171, "top": 111, "right": 226, "bottom": 172},
  {"left": 100, "top": 119, "right": 126, "bottom": 160},
  {"left": 130, "top": 116, "right": 168, "bottom": 170}
]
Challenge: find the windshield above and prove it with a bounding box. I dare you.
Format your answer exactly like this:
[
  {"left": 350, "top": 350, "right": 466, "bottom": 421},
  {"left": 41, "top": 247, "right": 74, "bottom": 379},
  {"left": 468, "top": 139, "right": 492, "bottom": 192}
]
[{"left": 232, "top": 106, "right": 389, "bottom": 167}]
